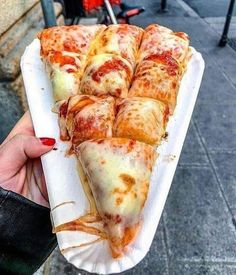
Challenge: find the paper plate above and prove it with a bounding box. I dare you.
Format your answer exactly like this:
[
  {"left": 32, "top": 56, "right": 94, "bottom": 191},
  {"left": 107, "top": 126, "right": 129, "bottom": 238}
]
[{"left": 20, "top": 39, "right": 204, "bottom": 274}]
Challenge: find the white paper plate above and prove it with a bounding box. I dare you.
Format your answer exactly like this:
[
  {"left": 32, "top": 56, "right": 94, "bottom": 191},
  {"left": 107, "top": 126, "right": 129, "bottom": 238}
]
[{"left": 21, "top": 39, "right": 205, "bottom": 274}]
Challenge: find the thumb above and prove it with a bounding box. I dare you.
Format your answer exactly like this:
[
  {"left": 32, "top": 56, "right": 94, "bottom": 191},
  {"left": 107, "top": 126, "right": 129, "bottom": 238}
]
[{"left": 0, "top": 135, "right": 55, "bottom": 179}]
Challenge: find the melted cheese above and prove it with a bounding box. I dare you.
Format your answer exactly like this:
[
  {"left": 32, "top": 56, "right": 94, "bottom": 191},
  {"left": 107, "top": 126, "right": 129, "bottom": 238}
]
[
  {"left": 114, "top": 97, "right": 169, "bottom": 145},
  {"left": 90, "top": 24, "right": 143, "bottom": 67},
  {"left": 101, "top": 28, "right": 120, "bottom": 53},
  {"left": 80, "top": 54, "right": 133, "bottom": 98},
  {"left": 38, "top": 25, "right": 106, "bottom": 56},
  {"left": 65, "top": 95, "right": 115, "bottom": 144},
  {"left": 45, "top": 51, "right": 87, "bottom": 101},
  {"left": 51, "top": 68, "right": 79, "bottom": 101},
  {"left": 138, "top": 24, "right": 189, "bottom": 68},
  {"left": 129, "top": 59, "right": 181, "bottom": 113},
  {"left": 77, "top": 161, "right": 98, "bottom": 214},
  {"left": 76, "top": 138, "right": 157, "bottom": 257}
]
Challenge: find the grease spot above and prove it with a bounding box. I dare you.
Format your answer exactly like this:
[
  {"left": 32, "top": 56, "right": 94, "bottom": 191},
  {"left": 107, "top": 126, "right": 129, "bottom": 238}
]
[{"left": 163, "top": 154, "right": 176, "bottom": 162}]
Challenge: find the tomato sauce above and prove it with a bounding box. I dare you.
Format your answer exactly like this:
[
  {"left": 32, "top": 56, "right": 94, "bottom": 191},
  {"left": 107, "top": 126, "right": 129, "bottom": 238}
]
[
  {"left": 163, "top": 105, "right": 170, "bottom": 125},
  {"left": 144, "top": 52, "right": 179, "bottom": 76},
  {"left": 49, "top": 51, "right": 77, "bottom": 67},
  {"left": 59, "top": 101, "right": 68, "bottom": 118},
  {"left": 91, "top": 59, "right": 131, "bottom": 82}
]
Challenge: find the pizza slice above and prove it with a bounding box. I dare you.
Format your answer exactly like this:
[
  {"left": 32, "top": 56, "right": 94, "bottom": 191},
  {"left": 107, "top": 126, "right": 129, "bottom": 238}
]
[
  {"left": 57, "top": 95, "right": 115, "bottom": 144},
  {"left": 44, "top": 51, "right": 87, "bottom": 101},
  {"left": 138, "top": 24, "right": 190, "bottom": 71},
  {"left": 80, "top": 54, "right": 133, "bottom": 98},
  {"left": 113, "top": 97, "right": 169, "bottom": 145},
  {"left": 129, "top": 52, "right": 181, "bottom": 114},
  {"left": 38, "top": 25, "right": 106, "bottom": 56},
  {"left": 38, "top": 25, "right": 106, "bottom": 101},
  {"left": 56, "top": 99, "right": 70, "bottom": 141},
  {"left": 76, "top": 138, "right": 157, "bottom": 258},
  {"left": 90, "top": 24, "right": 143, "bottom": 67}
]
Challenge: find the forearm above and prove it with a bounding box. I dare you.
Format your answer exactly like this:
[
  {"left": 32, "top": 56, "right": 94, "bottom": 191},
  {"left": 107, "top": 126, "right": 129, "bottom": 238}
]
[{"left": 0, "top": 187, "right": 57, "bottom": 274}]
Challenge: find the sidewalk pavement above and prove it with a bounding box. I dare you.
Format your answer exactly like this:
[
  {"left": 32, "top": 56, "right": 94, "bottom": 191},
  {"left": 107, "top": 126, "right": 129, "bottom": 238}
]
[
  {"left": 182, "top": 0, "right": 236, "bottom": 18},
  {"left": 19, "top": 0, "right": 236, "bottom": 274}
]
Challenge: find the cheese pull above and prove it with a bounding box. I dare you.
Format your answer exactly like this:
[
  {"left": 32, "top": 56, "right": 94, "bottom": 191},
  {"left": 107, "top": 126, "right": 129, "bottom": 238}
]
[{"left": 76, "top": 138, "right": 157, "bottom": 258}]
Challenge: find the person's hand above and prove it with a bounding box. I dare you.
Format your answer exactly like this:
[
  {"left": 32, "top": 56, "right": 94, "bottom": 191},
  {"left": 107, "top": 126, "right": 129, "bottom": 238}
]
[{"left": 0, "top": 111, "right": 55, "bottom": 207}]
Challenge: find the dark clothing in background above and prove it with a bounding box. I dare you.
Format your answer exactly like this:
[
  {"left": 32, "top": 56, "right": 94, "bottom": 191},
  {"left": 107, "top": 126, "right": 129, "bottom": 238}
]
[{"left": 0, "top": 188, "right": 57, "bottom": 274}]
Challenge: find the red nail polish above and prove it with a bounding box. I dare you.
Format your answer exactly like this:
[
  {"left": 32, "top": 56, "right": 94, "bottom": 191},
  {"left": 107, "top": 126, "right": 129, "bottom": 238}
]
[{"left": 39, "top": 137, "right": 56, "bottom": 146}]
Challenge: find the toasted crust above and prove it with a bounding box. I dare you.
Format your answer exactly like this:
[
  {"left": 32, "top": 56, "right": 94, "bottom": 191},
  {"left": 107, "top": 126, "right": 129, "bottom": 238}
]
[
  {"left": 38, "top": 25, "right": 106, "bottom": 57},
  {"left": 114, "top": 97, "right": 169, "bottom": 145},
  {"left": 89, "top": 24, "right": 143, "bottom": 67},
  {"left": 58, "top": 95, "right": 115, "bottom": 144},
  {"left": 138, "top": 24, "right": 189, "bottom": 67},
  {"left": 129, "top": 53, "right": 181, "bottom": 114}
]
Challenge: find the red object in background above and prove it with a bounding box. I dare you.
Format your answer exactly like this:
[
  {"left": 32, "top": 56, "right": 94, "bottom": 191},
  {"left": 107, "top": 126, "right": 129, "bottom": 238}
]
[
  {"left": 126, "top": 8, "right": 140, "bottom": 17},
  {"left": 83, "top": 0, "right": 121, "bottom": 12}
]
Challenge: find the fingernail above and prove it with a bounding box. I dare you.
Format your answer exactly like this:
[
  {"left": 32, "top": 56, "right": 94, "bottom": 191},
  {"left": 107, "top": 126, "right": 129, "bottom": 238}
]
[{"left": 39, "top": 137, "right": 56, "bottom": 146}]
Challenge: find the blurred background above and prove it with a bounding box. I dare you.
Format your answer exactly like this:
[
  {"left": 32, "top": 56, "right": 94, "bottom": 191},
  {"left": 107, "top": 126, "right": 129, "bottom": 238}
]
[{"left": 0, "top": 0, "right": 236, "bottom": 274}]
